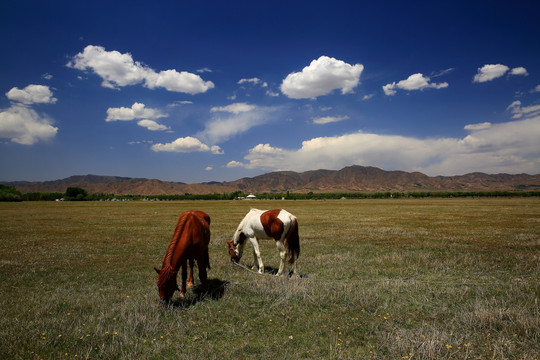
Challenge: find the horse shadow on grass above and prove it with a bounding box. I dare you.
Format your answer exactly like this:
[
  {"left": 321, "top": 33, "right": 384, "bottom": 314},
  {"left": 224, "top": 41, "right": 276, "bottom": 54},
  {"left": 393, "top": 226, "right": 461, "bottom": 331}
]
[
  {"left": 260, "top": 265, "right": 310, "bottom": 278},
  {"left": 169, "top": 278, "right": 229, "bottom": 309}
]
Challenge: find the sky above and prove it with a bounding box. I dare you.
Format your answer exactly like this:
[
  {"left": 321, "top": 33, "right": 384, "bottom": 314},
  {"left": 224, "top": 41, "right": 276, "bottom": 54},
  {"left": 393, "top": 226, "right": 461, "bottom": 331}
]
[{"left": 1, "top": 1, "right": 539, "bottom": 183}]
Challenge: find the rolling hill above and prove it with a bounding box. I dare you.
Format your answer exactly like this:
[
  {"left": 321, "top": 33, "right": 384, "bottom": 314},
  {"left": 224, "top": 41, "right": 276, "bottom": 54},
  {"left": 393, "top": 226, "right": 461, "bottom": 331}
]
[{"left": 4, "top": 165, "right": 539, "bottom": 195}]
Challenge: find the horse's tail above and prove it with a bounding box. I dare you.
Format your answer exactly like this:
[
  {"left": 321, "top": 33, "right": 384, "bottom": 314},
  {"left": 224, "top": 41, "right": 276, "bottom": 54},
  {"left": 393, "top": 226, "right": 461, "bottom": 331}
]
[
  {"left": 205, "top": 251, "right": 211, "bottom": 270},
  {"left": 285, "top": 216, "right": 300, "bottom": 264}
]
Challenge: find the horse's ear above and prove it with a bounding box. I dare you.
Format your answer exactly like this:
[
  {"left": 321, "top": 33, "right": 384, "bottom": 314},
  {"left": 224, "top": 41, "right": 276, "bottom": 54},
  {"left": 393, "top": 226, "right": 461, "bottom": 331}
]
[{"left": 154, "top": 267, "right": 161, "bottom": 274}]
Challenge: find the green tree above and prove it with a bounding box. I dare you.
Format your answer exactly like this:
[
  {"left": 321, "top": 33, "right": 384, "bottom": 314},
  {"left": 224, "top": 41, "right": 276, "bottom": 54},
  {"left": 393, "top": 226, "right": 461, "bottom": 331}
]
[
  {"left": 0, "top": 185, "right": 22, "bottom": 202},
  {"left": 65, "top": 187, "right": 88, "bottom": 201}
]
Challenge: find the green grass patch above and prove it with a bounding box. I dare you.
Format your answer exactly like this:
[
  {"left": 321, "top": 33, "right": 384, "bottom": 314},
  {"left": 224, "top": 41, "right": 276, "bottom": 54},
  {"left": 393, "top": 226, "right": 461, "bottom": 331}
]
[{"left": 1, "top": 199, "right": 539, "bottom": 359}]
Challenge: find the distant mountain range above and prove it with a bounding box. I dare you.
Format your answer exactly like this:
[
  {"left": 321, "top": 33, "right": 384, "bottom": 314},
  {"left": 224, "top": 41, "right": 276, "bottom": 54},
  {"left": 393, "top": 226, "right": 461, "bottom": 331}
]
[{"left": 4, "top": 166, "right": 540, "bottom": 195}]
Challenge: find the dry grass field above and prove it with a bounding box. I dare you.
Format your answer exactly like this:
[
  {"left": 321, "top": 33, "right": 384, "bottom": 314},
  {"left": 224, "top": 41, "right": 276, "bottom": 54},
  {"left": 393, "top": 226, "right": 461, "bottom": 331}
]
[{"left": 1, "top": 198, "right": 539, "bottom": 359}]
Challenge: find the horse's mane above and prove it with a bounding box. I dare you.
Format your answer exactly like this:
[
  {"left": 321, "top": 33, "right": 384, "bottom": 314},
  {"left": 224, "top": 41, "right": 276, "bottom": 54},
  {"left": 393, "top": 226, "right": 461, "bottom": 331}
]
[
  {"left": 157, "top": 264, "right": 177, "bottom": 288},
  {"left": 157, "top": 212, "right": 192, "bottom": 287},
  {"left": 162, "top": 212, "right": 190, "bottom": 267}
]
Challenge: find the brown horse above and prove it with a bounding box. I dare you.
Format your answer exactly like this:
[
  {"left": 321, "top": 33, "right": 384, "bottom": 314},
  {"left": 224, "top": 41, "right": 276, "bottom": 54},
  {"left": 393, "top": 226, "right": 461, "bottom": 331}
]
[{"left": 154, "top": 210, "right": 211, "bottom": 304}]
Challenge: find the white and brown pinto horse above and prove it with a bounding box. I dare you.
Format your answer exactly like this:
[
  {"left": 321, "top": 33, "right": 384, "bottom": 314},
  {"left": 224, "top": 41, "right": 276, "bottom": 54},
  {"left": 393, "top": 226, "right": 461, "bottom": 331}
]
[
  {"left": 154, "top": 210, "right": 211, "bottom": 304},
  {"left": 227, "top": 209, "right": 300, "bottom": 276}
]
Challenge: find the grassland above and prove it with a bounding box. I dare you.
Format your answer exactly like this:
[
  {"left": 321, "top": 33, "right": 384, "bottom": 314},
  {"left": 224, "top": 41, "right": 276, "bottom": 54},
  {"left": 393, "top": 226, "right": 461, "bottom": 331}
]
[{"left": 0, "top": 199, "right": 539, "bottom": 359}]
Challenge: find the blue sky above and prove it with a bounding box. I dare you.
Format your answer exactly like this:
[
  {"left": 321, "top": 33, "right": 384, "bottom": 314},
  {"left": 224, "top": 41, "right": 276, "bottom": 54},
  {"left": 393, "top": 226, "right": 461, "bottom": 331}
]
[{"left": 1, "top": 1, "right": 539, "bottom": 183}]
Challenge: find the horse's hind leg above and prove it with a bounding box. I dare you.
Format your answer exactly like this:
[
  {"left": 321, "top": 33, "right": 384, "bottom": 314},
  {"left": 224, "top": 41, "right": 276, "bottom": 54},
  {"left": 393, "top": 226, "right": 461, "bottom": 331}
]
[
  {"left": 187, "top": 258, "right": 194, "bottom": 288},
  {"left": 290, "top": 257, "right": 298, "bottom": 277},
  {"left": 197, "top": 257, "right": 208, "bottom": 295}
]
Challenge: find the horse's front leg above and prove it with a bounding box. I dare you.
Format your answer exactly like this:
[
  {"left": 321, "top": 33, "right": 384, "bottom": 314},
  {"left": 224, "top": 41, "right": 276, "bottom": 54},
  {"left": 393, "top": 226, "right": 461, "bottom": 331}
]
[
  {"left": 276, "top": 240, "right": 287, "bottom": 276},
  {"left": 187, "top": 258, "right": 194, "bottom": 288},
  {"left": 180, "top": 260, "right": 188, "bottom": 298},
  {"left": 249, "top": 238, "right": 264, "bottom": 274}
]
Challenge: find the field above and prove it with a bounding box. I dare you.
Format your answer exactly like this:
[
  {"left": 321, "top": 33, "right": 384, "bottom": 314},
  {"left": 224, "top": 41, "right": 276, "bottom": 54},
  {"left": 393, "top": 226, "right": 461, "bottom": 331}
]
[{"left": 1, "top": 199, "right": 539, "bottom": 359}]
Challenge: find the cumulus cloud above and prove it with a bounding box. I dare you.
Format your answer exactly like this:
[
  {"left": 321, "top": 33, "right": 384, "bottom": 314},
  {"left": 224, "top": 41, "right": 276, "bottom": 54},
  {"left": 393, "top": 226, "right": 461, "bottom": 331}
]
[
  {"left": 473, "top": 64, "right": 510, "bottom": 83},
  {"left": 0, "top": 104, "right": 58, "bottom": 145},
  {"left": 226, "top": 160, "right": 244, "bottom": 168},
  {"left": 137, "top": 119, "right": 170, "bottom": 131},
  {"left": 532, "top": 85, "right": 540, "bottom": 93},
  {"left": 6, "top": 85, "right": 57, "bottom": 105},
  {"left": 383, "top": 73, "right": 448, "bottom": 96},
  {"left": 510, "top": 67, "right": 529, "bottom": 76},
  {"left": 230, "top": 117, "right": 540, "bottom": 176},
  {"left": 151, "top": 136, "right": 223, "bottom": 154},
  {"left": 67, "top": 45, "right": 214, "bottom": 94},
  {"left": 312, "top": 115, "right": 349, "bottom": 125},
  {"left": 473, "top": 64, "right": 529, "bottom": 83},
  {"left": 106, "top": 102, "right": 167, "bottom": 122},
  {"left": 280, "top": 56, "right": 363, "bottom": 99}
]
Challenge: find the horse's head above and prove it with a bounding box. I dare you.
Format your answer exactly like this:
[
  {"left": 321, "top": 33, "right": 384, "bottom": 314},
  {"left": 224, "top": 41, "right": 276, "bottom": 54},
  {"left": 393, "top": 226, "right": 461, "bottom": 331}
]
[
  {"left": 154, "top": 267, "right": 178, "bottom": 304},
  {"left": 227, "top": 240, "right": 240, "bottom": 263}
]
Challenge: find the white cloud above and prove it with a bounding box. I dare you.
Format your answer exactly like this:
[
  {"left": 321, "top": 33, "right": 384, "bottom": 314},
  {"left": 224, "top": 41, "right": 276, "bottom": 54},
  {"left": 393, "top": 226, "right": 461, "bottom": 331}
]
[
  {"left": 137, "top": 119, "right": 170, "bottom": 131},
  {"left": 168, "top": 100, "right": 193, "bottom": 107},
  {"left": 199, "top": 105, "right": 281, "bottom": 144},
  {"left": 238, "top": 78, "right": 262, "bottom": 86},
  {"left": 0, "top": 104, "right": 58, "bottom": 145},
  {"left": 312, "top": 115, "right": 349, "bottom": 125},
  {"left": 226, "top": 160, "right": 244, "bottom": 168},
  {"left": 67, "top": 45, "right": 214, "bottom": 94},
  {"left": 280, "top": 56, "right": 363, "bottom": 99},
  {"left": 362, "top": 93, "right": 374, "bottom": 100},
  {"left": 210, "top": 102, "right": 256, "bottom": 114},
  {"left": 232, "top": 117, "right": 540, "bottom": 176},
  {"left": 240, "top": 144, "right": 287, "bottom": 169},
  {"left": 383, "top": 73, "right": 448, "bottom": 96},
  {"left": 266, "top": 90, "right": 280, "bottom": 97},
  {"left": 106, "top": 102, "right": 167, "bottom": 122},
  {"left": 510, "top": 67, "right": 529, "bottom": 76},
  {"left": 464, "top": 122, "right": 491, "bottom": 131},
  {"left": 6, "top": 85, "right": 57, "bottom": 105},
  {"left": 431, "top": 68, "right": 455, "bottom": 78},
  {"left": 507, "top": 100, "right": 540, "bottom": 119},
  {"left": 205, "top": 166, "right": 213, "bottom": 171},
  {"left": 473, "top": 64, "right": 509, "bottom": 83},
  {"left": 532, "top": 85, "right": 540, "bottom": 93},
  {"left": 151, "top": 136, "right": 223, "bottom": 154},
  {"left": 41, "top": 73, "right": 53, "bottom": 80},
  {"left": 382, "top": 83, "right": 397, "bottom": 96},
  {"left": 145, "top": 69, "right": 215, "bottom": 94}
]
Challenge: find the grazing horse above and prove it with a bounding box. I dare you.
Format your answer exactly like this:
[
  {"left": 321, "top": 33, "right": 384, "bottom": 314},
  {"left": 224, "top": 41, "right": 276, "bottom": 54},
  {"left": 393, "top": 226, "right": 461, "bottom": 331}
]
[
  {"left": 227, "top": 209, "right": 300, "bottom": 276},
  {"left": 154, "top": 210, "right": 211, "bottom": 304}
]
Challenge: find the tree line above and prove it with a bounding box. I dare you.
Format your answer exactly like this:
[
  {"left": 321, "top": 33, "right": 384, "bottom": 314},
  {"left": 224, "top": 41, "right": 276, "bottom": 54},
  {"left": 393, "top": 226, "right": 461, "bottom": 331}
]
[{"left": 1, "top": 184, "right": 538, "bottom": 202}]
